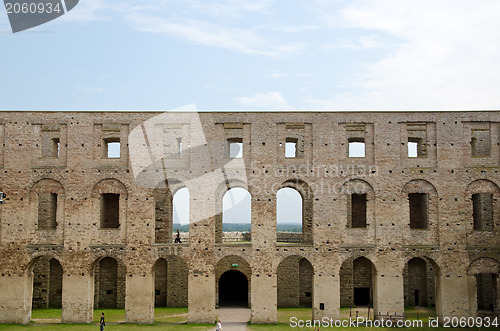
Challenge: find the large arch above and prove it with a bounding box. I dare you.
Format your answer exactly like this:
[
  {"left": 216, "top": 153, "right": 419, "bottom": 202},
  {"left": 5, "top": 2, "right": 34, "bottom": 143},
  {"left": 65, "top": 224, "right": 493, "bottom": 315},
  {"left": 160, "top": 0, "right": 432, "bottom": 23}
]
[
  {"left": 219, "top": 270, "right": 248, "bottom": 307},
  {"left": 92, "top": 256, "right": 126, "bottom": 309},
  {"left": 277, "top": 179, "right": 313, "bottom": 244},
  {"left": 215, "top": 180, "right": 251, "bottom": 244},
  {"left": 403, "top": 257, "right": 438, "bottom": 307},
  {"left": 277, "top": 255, "right": 313, "bottom": 308},
  {"left": 340, "top": 256, "right": 376, "bottom": 307},
  {"left": 29, "top": 256, "right": 63, "bottom": 313},
  {"left": 153, "top": 256, "right": 188, "bottom": 308},
  {"left": 215, "top": 255, "right": 251, "bottom": 307},
  {"left": 467, "top": 257, "right": 500, "bottom": 316}
]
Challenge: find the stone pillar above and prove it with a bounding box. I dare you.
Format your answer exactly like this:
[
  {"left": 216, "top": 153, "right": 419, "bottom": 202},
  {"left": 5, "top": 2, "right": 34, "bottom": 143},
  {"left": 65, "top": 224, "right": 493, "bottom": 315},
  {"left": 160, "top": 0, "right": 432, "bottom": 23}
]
[
  {"left": 251, "top": 273, "right": 277, "bottom": 323},
  {"left": 250, "top": 190, "right": 277, "bottom": 324},
  {"left": 125, "top": 272, "right": 154, "bottom": 324},
  {"left": 188, "top": 272, "right": 215, "bottom": 323},
  {"left": 437, "top": 273, "right": 470, "bottom": 319},
  {"left": 0, "top": 272, "right": 33, "bottom": 324},
  {"left": 186, "top": 170, "right": 218, "bottom": 324},
  {"left": 466, "top": 275, "right": 477, "bottom": 318},
  {"left": 61, "top": 272, "right": 94, "bottom": 323},
  {"left": 313, "top": 270, "right": 340, "bottom": 321},
  {"left": 373, "top": 269, "right": 404, "bottom": 316}
]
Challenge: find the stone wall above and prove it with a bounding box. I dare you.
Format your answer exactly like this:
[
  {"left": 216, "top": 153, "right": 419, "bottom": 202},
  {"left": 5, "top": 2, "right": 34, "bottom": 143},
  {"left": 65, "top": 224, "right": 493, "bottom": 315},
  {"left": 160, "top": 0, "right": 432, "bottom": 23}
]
[{"left": 0, "top": 111, "right": 499, "bottom": 324}]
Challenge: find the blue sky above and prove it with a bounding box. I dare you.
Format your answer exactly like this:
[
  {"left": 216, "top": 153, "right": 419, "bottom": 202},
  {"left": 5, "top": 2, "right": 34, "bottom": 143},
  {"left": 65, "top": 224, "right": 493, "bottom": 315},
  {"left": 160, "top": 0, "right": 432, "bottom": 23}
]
[{"left": 2, "top": 0, "right": 500, "bottom": 111}]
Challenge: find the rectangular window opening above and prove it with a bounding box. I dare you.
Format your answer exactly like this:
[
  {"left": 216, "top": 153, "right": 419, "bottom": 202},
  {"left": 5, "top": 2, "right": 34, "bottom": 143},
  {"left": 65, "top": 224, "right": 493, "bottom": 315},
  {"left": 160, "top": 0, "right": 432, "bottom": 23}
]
[
  {"left": 228, "top": 138, "right": 243, "bottom": 158},
  {"left": 409, "top": 193, "right": 428, "bottom": 229},
  {"left": 285, "top": 138, "right": 298, "bottom": 158},
  {"left": 177, "top": 138, "right": 182, "bottom": 158},
  {"left": 104, "top": 138, "right": 121, "bottom": 159},
  {"left": 473, "top": 193, "right": 493, "bottom": 230},
  {"left": 408, "top": 138, "right": 423, "bottom": 158},
  {"left": 41, "top": 135, "right": 60, "bottom": 159},
  {"left": 348, "top": 139, "right": 365, "bottom": 158},
  {"left": 52, "top": 138, "right": 60, "bottom": 158},
  {"left": 100, "top": 193, "right": 120, "bottom": 228},
  {"left": 471, "top": 129, "right": 491, "bottom": 157},
  {"left": 351, "top": 193, "right": 367, "bottom": 228}
]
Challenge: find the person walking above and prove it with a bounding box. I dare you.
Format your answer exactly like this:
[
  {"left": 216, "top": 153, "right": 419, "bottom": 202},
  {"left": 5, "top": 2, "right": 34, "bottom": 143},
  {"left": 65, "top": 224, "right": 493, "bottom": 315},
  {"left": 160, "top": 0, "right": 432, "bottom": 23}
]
[
  {"left": 100, "top": 312, "right": 105, "bottom": 331},
  {"left": 174, "top": 229, "right": 182, "bottom": 243},
  {"left": 216, "top": 319, "right": 222, "bottom": 331}
]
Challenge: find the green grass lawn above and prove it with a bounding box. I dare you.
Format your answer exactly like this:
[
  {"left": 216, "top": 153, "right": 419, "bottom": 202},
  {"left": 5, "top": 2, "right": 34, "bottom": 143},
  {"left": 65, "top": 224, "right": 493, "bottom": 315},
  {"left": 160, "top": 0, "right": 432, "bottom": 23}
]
[
  {"left": 0, "top": 308, "right": 208, "bottom": 330},
  {"left": 248, "top": 307, "right": 496, "bottom": 331},
  {"left": 1, "top": 307, "right": 497, "bottom": 330}
]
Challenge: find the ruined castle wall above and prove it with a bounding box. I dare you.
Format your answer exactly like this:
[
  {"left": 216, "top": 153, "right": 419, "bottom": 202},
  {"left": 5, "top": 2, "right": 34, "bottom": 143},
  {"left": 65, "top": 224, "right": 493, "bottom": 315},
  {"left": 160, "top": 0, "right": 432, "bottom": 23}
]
[{"left": 0, "top": 111, "right": 499, "bottom": 324}]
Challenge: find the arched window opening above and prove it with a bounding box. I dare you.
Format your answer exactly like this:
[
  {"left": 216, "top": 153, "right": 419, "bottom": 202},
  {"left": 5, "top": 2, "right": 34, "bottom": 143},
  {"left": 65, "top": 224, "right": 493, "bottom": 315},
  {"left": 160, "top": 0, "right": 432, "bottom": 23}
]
[
  {"left": 277, "top": 188, "right": 302, "bottom": 243},
  {"left": 172, "top": 187, "right": 189, "bottom": 243},
  {"left": 222, "top": 188, "right": 251, "bottom": 243}
]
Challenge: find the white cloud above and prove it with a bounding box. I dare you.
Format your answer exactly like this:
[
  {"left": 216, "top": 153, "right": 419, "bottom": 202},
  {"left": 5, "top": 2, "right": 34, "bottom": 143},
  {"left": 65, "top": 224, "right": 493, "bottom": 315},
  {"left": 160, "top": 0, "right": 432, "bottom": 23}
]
[
  {"left": 125, "top": 14, "right": 304, "bottom": 58},
  {"left": 322, "top": 0, "right": 500, "bottom": 110},
  {"left": 235, "top": 92, "right": 293, "bottom": 109}
]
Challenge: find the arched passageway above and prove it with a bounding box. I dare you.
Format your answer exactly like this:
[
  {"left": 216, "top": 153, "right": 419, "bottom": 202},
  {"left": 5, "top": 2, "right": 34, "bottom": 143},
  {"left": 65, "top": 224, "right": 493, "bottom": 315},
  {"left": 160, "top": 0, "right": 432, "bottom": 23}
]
[
  {"left": 31, "top": 257, "right": 63, "bottom": 310},
  {"left": 93, "top": 257, "right": 126, "bottom": 309},
  {"left": 340, "top": 257, "right": 375, "bottom": 307},
  {"left": 403, "top": 257, "right": 437, "bottom": 307},
  {"left": 218, "top": 270, "right": 248, "bottom": 307},
  {"left": 277, "top": 256, "right": 313, "bottom": 307},
  {"left": 153, "top": 256, "right": 188, "bottom": 308}
]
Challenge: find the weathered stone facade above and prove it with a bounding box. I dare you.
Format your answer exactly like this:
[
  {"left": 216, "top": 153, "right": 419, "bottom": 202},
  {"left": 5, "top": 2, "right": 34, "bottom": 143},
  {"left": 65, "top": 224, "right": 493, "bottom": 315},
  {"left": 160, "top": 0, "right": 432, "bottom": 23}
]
[{"left": 0, "top": 111, "right": 499, "bottom": 324}]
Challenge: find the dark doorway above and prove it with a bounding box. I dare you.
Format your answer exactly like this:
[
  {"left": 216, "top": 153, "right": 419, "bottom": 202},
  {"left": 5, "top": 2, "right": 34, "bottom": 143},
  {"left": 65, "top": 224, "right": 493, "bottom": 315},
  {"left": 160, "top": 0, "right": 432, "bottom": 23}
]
[
  {"left": 476, "top": 273, "right": 497, "bottom": 311},
  {"left": 219, "top": 270, "right": 248, "bottom": 307},
  {"left": 354, "top": 287, "right": 370, "bottom": 306},
  {"left": 414, "top": 290, "right": 420, "bottom": 306}
]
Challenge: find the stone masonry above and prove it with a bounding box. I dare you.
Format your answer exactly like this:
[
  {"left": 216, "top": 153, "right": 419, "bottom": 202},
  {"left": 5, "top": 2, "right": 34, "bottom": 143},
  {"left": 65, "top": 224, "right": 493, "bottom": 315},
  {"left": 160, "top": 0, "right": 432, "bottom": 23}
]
[{"left": 0, "top": 111, "right": 499, "bottom": 324}]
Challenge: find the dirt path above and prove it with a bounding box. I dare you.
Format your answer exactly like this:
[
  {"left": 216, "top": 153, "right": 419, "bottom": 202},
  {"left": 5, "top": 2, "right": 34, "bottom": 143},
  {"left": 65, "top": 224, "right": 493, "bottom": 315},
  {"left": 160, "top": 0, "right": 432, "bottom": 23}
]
[{"left": 212, "top": 307, "right": 251, "bottom": 331}]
